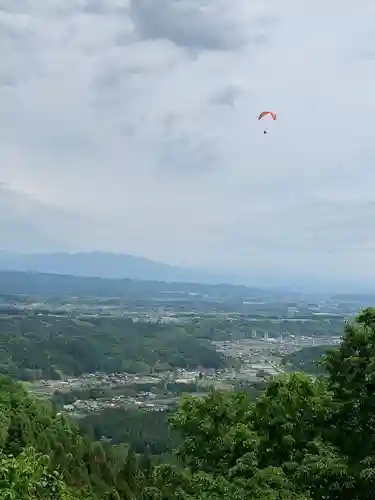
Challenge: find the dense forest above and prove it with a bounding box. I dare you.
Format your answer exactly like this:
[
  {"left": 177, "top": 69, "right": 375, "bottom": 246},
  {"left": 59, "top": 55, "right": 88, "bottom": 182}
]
[
  {"left": 76, "top": 382, "right": 266, "bottom": 457},
  {"left": 0, "top": 314, "right": 225, "bottom": 380},
  {"left": 2, "top": 306, "right": 375, "bottom": 499},
  {"left": 79, "top": 408, "right": 181, "bottom": 456}
]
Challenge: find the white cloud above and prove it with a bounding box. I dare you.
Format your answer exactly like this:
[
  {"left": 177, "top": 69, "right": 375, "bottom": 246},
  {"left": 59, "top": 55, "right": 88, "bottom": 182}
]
[{"left": 0, "top": 0, "right": 375, "bottom": 282}]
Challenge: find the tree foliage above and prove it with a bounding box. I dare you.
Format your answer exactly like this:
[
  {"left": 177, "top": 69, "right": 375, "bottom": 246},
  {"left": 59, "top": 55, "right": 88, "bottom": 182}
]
[{"left": 0, "top": 376, "right": 149, "bottom": 499}]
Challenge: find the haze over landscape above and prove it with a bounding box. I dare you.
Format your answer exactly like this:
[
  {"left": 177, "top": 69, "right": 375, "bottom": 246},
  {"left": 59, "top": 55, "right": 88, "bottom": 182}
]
[{"left": 1, "top": 0, "right": 374, "bottom": 289}]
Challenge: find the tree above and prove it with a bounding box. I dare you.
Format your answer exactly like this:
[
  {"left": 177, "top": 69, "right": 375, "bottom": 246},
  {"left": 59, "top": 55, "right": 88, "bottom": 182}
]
[
  {"left": 171, "top": 390, "right": 255, "bottom": 474},
  {"left": 323, "top": 307, "right": 375, "bottom": 498},
  {"left": 252, "top": 372, "right": 332, "bottom": 468},
  {"left": 0, "top": 447, "right": 91, "bottom": 499}
]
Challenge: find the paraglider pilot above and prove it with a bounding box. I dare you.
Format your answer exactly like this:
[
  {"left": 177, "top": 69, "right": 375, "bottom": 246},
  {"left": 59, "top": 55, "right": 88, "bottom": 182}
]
[{"left": 258, "top": 111, "right": 276, "bottom": 135}]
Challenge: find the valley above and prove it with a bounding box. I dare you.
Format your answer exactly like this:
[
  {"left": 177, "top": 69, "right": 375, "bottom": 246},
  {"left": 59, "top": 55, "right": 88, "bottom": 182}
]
[{"left": 0, "top": 271, "right": 357, "bottom": 422}]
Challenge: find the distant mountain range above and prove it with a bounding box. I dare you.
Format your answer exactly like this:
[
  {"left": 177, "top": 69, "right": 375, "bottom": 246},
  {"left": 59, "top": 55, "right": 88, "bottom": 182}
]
[
  {"left": 0, "top": 251, "right": 372, "bottom": 296},
  {"left": 0, "top": 251, "right": 236, "bottom": 284}
]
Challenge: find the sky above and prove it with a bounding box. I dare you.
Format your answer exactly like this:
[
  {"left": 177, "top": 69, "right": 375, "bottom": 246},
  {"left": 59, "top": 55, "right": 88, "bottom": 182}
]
[{"left": 0, "top": 0, "right": 374, "bottom": 284}]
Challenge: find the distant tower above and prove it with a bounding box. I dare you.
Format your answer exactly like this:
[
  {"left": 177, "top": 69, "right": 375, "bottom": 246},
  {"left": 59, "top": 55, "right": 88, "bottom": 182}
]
[
  {"left": 264, "top": 331, "right": 268, "bottom": 342},
  {"left": 252, "top": 329, "right": 257, "bottom": 338}
]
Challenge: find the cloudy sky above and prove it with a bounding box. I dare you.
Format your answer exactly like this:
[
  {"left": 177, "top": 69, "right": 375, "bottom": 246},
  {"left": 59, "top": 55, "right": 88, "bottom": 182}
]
[{"left": 0, "top": 0, "right": 374, "bottom": 283}]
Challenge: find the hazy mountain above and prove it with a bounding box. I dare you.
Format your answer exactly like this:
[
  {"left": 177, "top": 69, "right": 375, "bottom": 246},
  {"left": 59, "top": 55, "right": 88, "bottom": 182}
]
[
  {"left": 0, "top": 250, "right": 236, "bottom": 284},
  {"left": 0, "top": 250, "right": 372, "bottom": 296}
]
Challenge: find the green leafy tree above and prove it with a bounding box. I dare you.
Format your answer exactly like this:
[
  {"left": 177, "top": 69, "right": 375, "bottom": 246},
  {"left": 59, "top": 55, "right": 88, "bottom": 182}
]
[
  {"left": 171, "top": 390, "right": 255, "bottom": 474},
  {"left": 252, "top": 372, "right": 332, "bottom": 468},
  {"left": 323, "top": 307, "right": 375, "bottom": 498},
  {"left": 0, "top": 447, "right": 91, "bottom": 499}
]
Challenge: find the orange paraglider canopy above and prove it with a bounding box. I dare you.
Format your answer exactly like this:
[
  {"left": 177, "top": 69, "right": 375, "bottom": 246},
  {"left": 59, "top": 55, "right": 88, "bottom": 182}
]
[{"left": 258, "top": 111, "right": 277, "bottom": 120}]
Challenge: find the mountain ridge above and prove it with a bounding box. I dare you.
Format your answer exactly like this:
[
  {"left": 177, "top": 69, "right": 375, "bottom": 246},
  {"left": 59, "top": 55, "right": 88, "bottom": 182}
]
[
  {"left": 1, "top": 250, "right": 373, "bottom": 295},
  {"left": 0, "top": 250, "right": 225, "bottom": 284},
  {"left": 0, "top": 269, "right": 272, "bottom": 299}
]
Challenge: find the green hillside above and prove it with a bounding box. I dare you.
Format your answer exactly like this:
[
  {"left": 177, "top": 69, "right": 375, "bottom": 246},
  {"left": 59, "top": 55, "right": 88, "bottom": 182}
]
[
  {"left": 0, "top": 313, "right": 225, "bottom": 380},
  {"left": 282, "top": 345, "right": 337, "bottom": 374}
]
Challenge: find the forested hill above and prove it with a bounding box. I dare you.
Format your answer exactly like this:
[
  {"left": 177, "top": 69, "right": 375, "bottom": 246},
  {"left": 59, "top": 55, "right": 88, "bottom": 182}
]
[
  {"left": 0, "top": 269, "right": 265, "bottom": 299},
  {"left": 3, "top": 307, "right": 375, "bottom": 499},
  {"left": 0, "top": 314, "right": 225, "bottom": 380},
  {"left": 282, "top": 344, "right": 337, "bottom": 374}
]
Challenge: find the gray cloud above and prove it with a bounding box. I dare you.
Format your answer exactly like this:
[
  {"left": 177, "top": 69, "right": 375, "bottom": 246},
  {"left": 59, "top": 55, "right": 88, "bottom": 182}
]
[
  {"left": 0, "top": 0, "right": 375, "bottom": 283},
  {"left": 129, "top": 0, "right": 270, "bottom": 51}
]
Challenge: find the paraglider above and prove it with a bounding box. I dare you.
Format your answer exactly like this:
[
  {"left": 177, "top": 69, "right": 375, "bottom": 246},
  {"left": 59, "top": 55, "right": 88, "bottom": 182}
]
[{"left": 258, "top": 111, "right": 276, "bottom": 134}]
